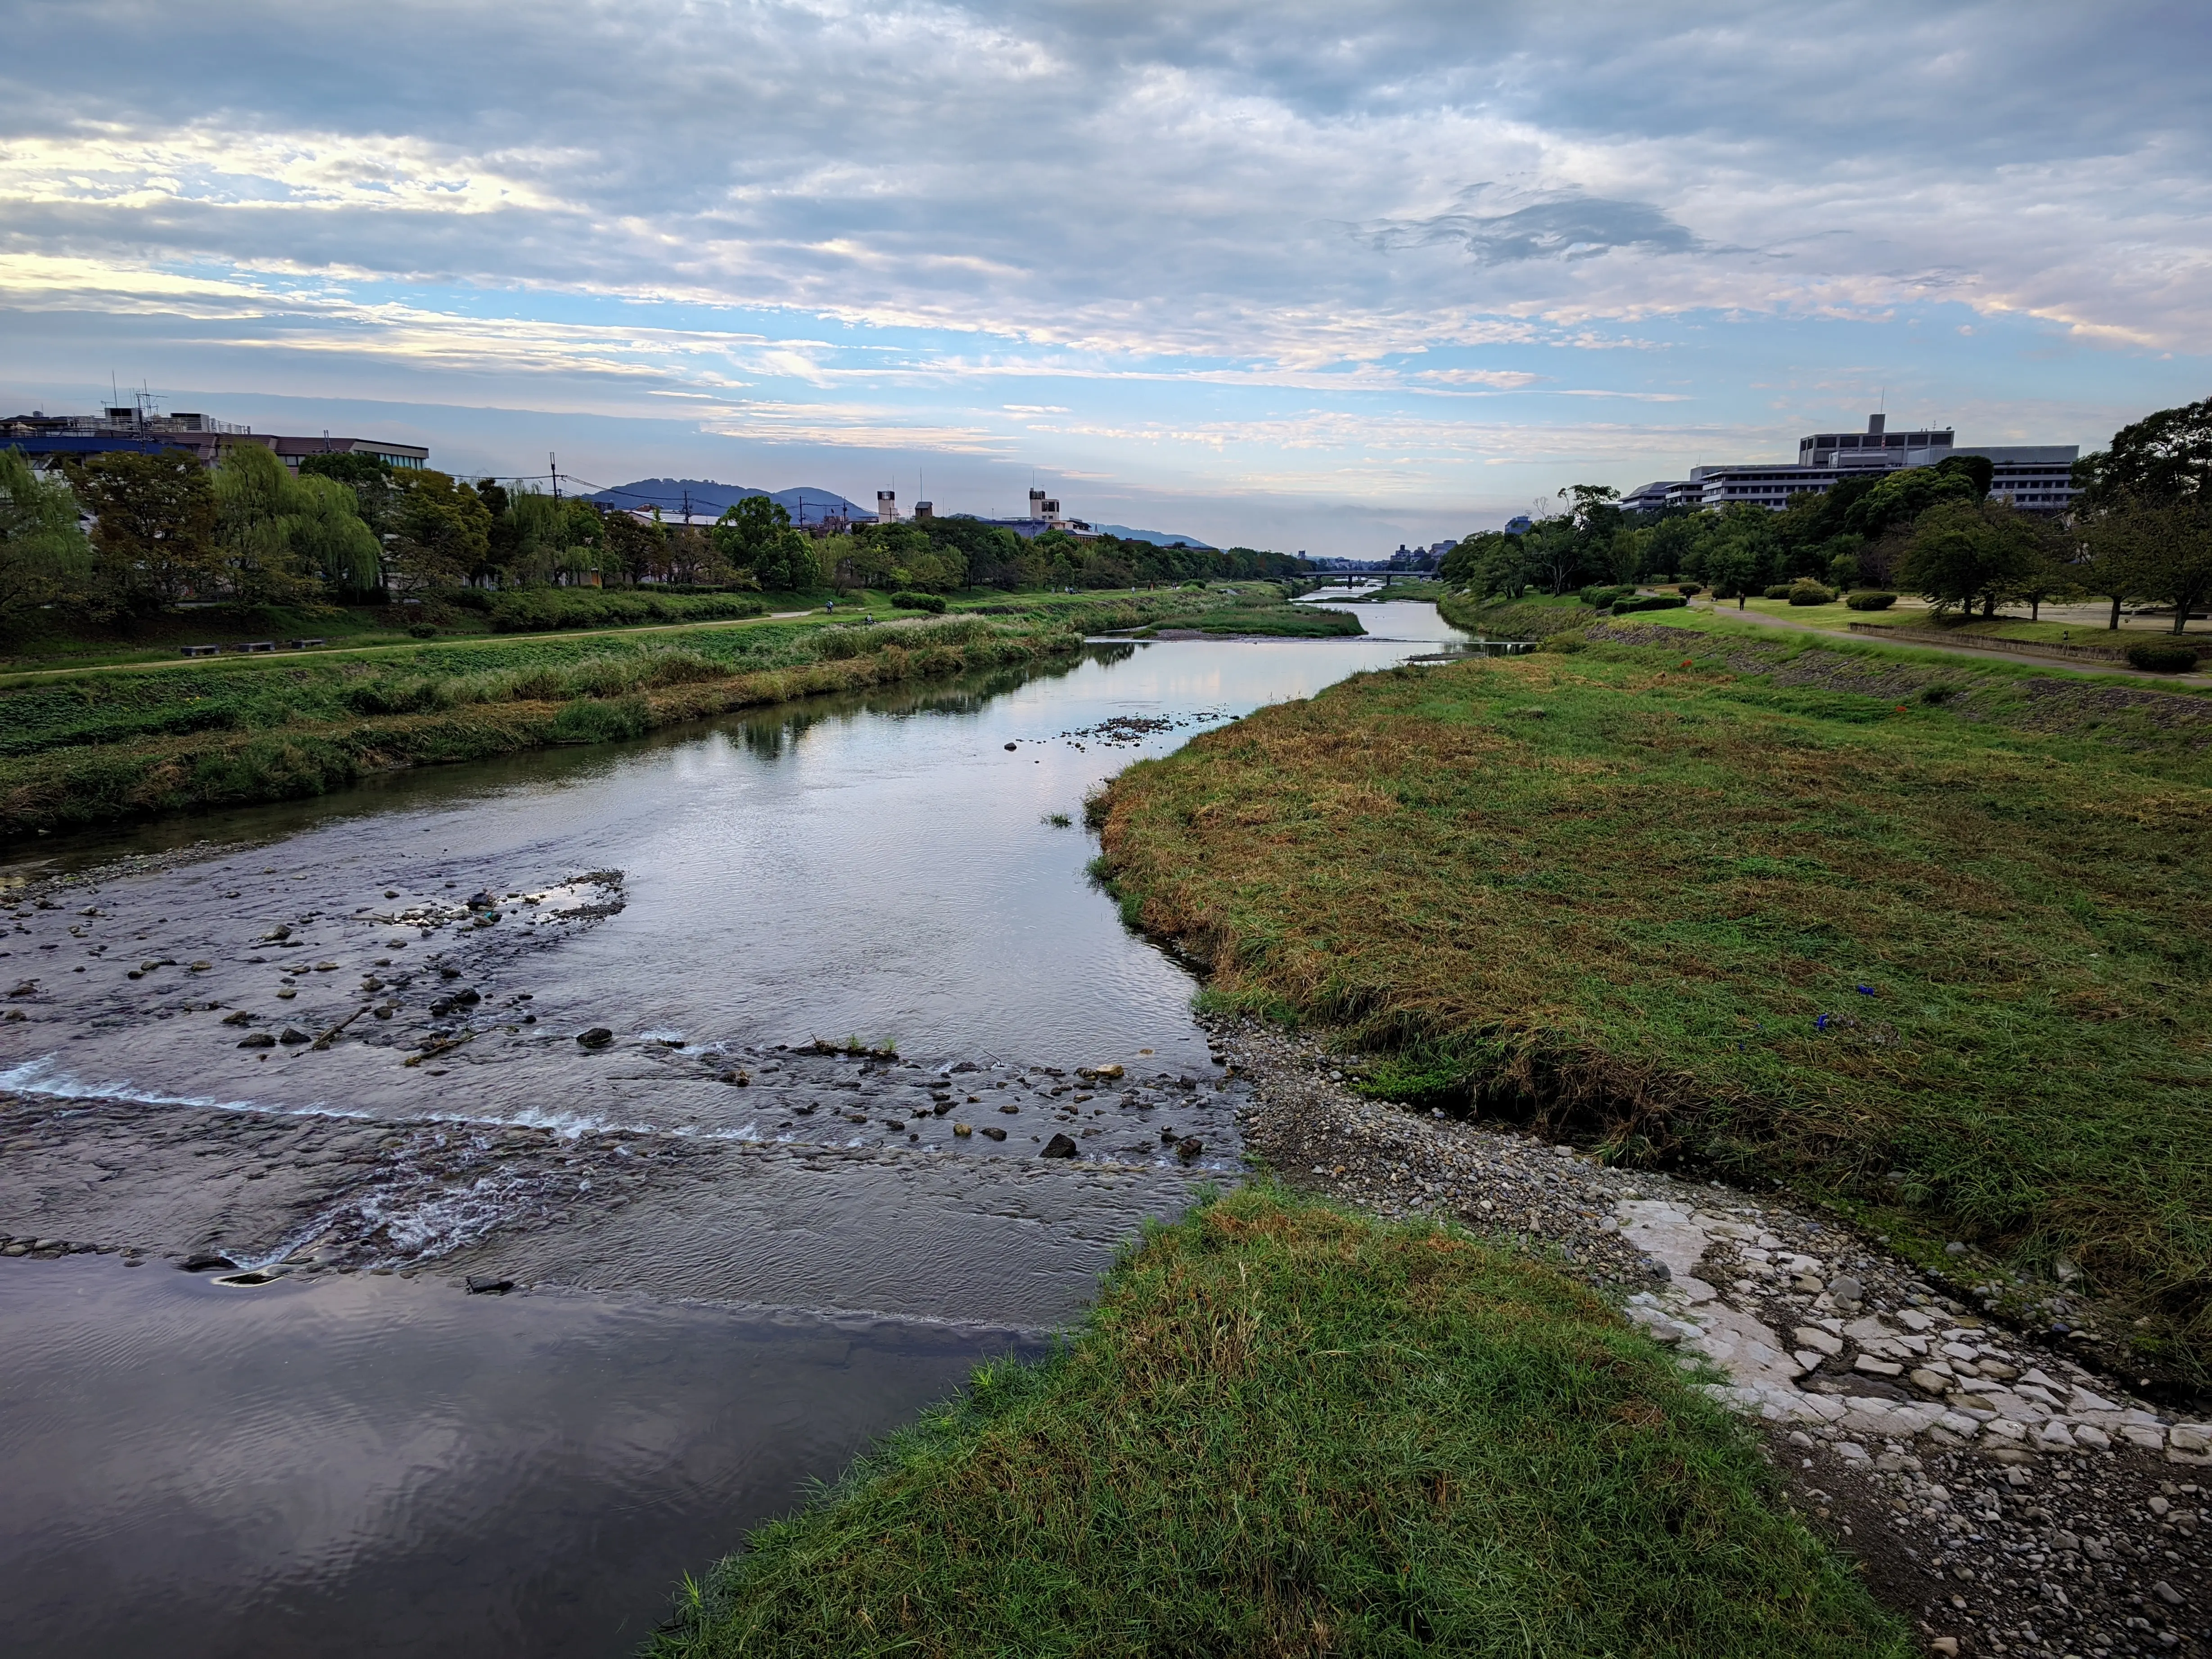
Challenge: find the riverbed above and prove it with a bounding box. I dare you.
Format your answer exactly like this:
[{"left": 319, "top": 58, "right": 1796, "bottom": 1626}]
[{"left": 0, "top": 602, "right": 1473, "bottom": 1657}]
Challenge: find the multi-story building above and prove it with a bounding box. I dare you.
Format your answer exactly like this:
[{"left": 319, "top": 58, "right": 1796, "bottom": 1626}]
[
  {"left": 1626, "top": 415, "right": 2077, "bottom": 516},
  {"left": 1, "top": 404, "right": 427, "bottom": 472}
]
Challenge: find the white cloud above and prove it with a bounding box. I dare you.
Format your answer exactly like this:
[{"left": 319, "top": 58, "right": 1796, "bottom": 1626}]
[{"left": 0, "top": 0, "right": 2204, "bottom": 547}]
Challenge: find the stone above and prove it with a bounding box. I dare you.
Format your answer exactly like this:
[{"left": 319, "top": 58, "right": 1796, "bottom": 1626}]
[
  {"left": 1794, "top": 1326, "right": 1843, "bottom": 1357},
  {"left": 2152, "top": 1580, "right": 2183, "bottom": 1607},
  {"left": 2167, "top": 1422, "right": 2211, "bottom": 1454},
  {"left": 575, "top": 1027, "right": 614, "bottom": 1049},
  {"left": 953, "top": 1123, "right": 973, "bottom": 1137},
  {"left": 981, "top": 1126, "right": 1007, "bottom": 1141},
  {"left": 1930, "top": 1638, "right": 1959, "bottom": 1656},
  {"left": 1176, "top": 1136, "right": 1203, "bottom": 1159},
  {"left": 237, "top": 1032, "right": 275, "bottom": 1049},
  {"left": 1944, "top": 1241, "right": 1967, "bottom": 1256},
  {"left": 1828, "top": 1274, "right": 1864, "bottom": 1304},
  {"left": 1853, "top": 1355, "right": 1904, "bottom": 1378},
  {"left": 179, "top": 1252, "right": 237, "bottom": 1272},
  {"left": 278, "top": 1027, "right": 310, "bottom": 1044},
  {"left": 465, "top": 1275, "right": 514, "bottom": 1295},
  {"left": 1040, "top": 1133, "right": 1078, "bottom": 1159},
  {"left": 1910, "top": 1369, "right": 1954, "bottom": 1397}
]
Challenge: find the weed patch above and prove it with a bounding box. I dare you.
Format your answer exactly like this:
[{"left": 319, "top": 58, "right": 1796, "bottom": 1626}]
[
  {"left": 1096, "top": 640, "right": 2212, "bottom": 1370},
  {"left": 647, "top": 1186, "right": 1906, "bottom": 1659}
]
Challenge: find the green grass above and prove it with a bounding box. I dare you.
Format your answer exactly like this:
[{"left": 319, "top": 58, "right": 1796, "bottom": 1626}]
[
  {"left": 1436, "top": 593, "right": 1590, "bottom": 639},
  {"left": 1096, "top": 628, "right": 2212, "bottom": 1373},
  {"left": 1130, "top": 601, "right": 1366, "bottom": 639},
  {"left": 647, "top": 1186, "right": 1908, "bottom": 1659}
]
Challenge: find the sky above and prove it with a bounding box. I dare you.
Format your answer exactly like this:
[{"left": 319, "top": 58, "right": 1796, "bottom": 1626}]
[{"left": 2, "top": 1, "right": 2208, "bottom": 556}]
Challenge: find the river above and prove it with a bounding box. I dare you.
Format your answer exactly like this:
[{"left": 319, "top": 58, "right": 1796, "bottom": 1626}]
[{"left": 0, "top": 599, "right": 1481, "bottom": 1658}]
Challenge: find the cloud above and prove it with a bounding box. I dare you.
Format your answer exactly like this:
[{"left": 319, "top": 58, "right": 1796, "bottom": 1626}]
[
  {"left": 1358, "top": 187, "right": 1713, "bottom": 265},
  {"left": 0, "top": 0, "right": 2204, "bottom": 549}
]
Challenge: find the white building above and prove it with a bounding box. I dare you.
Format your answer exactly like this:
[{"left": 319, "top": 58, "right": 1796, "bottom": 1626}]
[{"left": 1629, "top": 415, "right": 2078, "bottom": 516}]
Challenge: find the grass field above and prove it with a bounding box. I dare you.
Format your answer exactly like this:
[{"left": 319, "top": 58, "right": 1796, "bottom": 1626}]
[
  {"left": 646, "top": 1186, "right": 1908, "bottom": 1659},
  {"left": 0, "top": 590, "right": 1241, "bottom": 836},
  {"left": 1096, "top": 623, "right": 2212, "bottom": 1374}
]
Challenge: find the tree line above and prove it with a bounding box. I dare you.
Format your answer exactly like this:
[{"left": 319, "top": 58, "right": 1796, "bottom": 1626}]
[
  {"left": 1440, "top": 396, "right": 2212, "bottom": 633},
  {"left": 0, "top": 442, "right": 1303, "bottom": 628}
]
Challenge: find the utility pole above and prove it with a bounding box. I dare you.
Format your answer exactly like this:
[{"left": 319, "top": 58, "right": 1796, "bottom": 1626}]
[{"left": 549, "top": 453, "right": 561, "bottom": 501}]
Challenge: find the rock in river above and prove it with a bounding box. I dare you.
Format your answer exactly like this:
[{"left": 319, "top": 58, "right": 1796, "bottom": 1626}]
[
  {"left": 1040, "top": 1133, "right": 1078, "bottom": 1159},
  {"left": 575, "top": 1027, "right": 614, "bottom": 1049}
]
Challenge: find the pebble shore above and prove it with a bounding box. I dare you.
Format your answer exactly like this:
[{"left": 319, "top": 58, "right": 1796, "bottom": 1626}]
[{"left": 1216, "top": 1015, "right": 2209, "bottom": 1659}]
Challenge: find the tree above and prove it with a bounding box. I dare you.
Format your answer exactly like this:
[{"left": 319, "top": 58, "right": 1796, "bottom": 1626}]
[
  {"left": 384, "top": 470, "right": 491, "bottom": 590},
  {"left": 1842, "top": 466, "right": 1977, "bottom": 541},
  {"left": 302, "top": 451, "right": 398, "bottom": 565},
  {"left": 1698, "top": 505, "right": 1778, "bottom": 606},
  {"left": 603, "top": 509, "right": 668, "bottom": 585},
  {"left": 2086, "top": 497, "right": 2212, "bottom": 635},
  {"left": 1521, "top": 517, "right": 1587, "bottom": 596},
  {"left": 713, "top": 496, "right": 821, "bottom": 591},
  {"left": 1703, "top": 537, "right": 1765, "bottom": 608},
  {"left": 1642, "top": 514, "right": 1699, "bottom": 581},
  {"left": 63, "top": 448, "right": 220, "bottom": 613},
  {"left": 1440, "top": 530, "right": 1531, "bottom": 599},
  {"left": 1894, "top": 500, "right": 2045, "bottom": 618},
  {"left": 0, "top": 449, "right": 91, "bottom": 621},
  {"left": 2073, "top": 396, "right": 2212, "bottom": 509},
  {"left": 212, "top": 443, "right": 331, "bottom": 604}
]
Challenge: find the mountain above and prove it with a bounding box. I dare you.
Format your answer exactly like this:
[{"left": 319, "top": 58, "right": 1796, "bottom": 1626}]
[
  {"left": 581, "top": 479, "right": 868, "bottom": 525},
  {"left": 1088, "top": 523, "right": 1218, "bottom": 550}
]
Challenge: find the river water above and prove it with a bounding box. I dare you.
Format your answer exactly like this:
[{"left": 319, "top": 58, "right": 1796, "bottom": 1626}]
[{"left": 0, "top": 600, "right": 1477, "bottom": 1658}]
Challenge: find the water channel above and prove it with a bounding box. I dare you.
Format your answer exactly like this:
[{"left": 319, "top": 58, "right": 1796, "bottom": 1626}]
[{"left": 0, "top": 598, "right": 1484, "bottom": 1657}]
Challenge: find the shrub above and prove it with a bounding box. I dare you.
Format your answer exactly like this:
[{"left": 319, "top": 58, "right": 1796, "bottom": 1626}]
[
  {"left": 406, "top": 623, "right": 438, "bottom": 638},
  {"left": 889, "top": 591, "right": 947, "bottom": 613},
  {"left": 2126, "top": 640, "right": 2202, "bottom": 673},
  {"left": 1612, "top": 594, "right": 1688, "bottom": 613},
  {"left": 1762, "top": 584, "right": 1795, "bottom": 600},
  {"left": 1846, "top": 592, "right": 1899, "bottom": 611},
  {"left": 1786, "top": 583, "right": 1834, "bottom": 607},
  {"left": 1676, "top": 583, "right": 1702, "bottom": 597},
  {"left": 1578, "top": 584, "right": 1634, "bottom": 608}
]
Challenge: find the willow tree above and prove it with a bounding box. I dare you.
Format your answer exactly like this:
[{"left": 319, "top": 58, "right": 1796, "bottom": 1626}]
[
  {"left": 213, "top": 442, "right": 378, "bottom": 602},
  {"left": 0, "top": 448, "right": 91, "bottom": 622}
]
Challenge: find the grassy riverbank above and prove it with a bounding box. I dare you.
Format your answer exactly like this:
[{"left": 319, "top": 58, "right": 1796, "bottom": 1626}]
[
  {"left": 1096, "top": 626, "right": 2212, "bottom": 1371},
  {"left": 1435, "top": 591, "right": 1589, "bottom": 639},
  {"left": 648, "top": 1185, "right": 1907, "bottom": 1658},
  {"left": 0, "top": 591, "right": 1223, "bottom": 838},
  {"left": 1129, "top": 600, "right": 1365, "bottom": 639}
]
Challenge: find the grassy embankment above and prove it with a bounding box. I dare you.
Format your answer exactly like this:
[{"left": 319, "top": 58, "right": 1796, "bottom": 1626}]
[
  {"left": 0, "top": 586, "right": 801, "bottom": 674},
  {"left": 0, "top": 590, "right": 1238, "bottom": 837},
  {"left": 1125, "top": 599, "right": 1366, "bottom": 639},
  {"left": 648, "top": 1185, "right": 1907, "bottom": 1659},
  {"left": 1096, "top": 622, "right": 2212, "bottom": 1374}
]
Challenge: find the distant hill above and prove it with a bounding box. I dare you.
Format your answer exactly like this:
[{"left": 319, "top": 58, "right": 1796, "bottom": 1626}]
[
  {"left": 1089, "top": 523, "right": 1218, "bottom": 550},
  {"left": 582, "top": 479, "right": 867, "bottom": 525}
]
